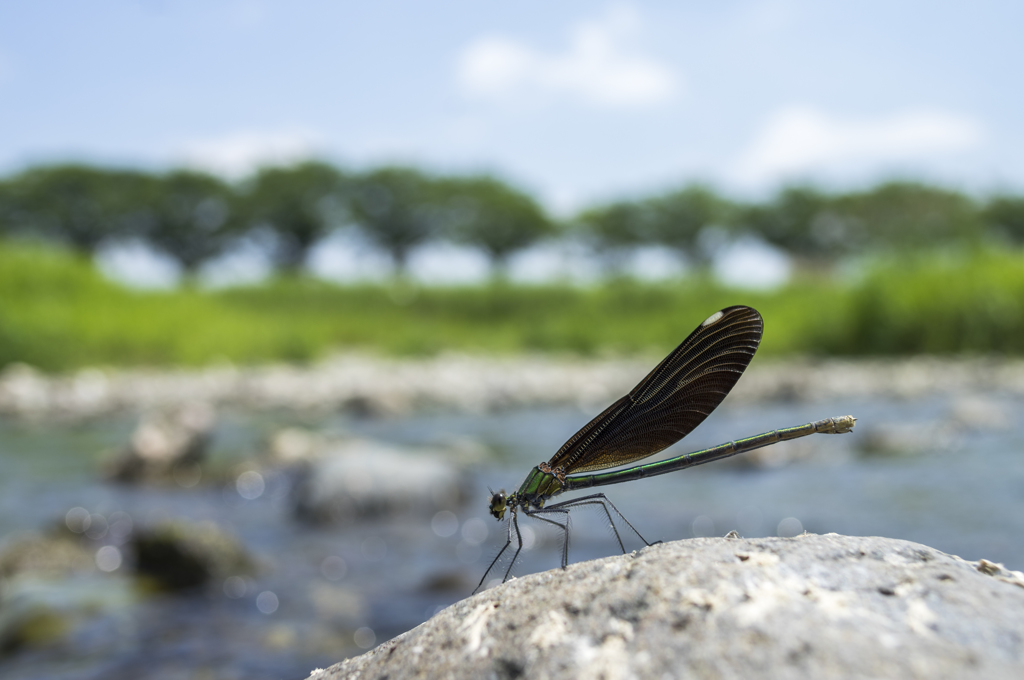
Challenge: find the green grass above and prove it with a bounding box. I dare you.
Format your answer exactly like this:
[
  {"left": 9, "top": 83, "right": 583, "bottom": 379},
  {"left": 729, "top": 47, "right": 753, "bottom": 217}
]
[{"left": 2, "top": 240, "right": 1024, "bottom": 372}]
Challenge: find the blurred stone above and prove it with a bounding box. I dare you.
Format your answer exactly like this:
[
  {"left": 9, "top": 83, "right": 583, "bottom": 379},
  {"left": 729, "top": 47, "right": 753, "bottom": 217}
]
[
  {"left": 418, "top": 570, "right": 472, "bottom": 593},
  {"left": 308, "top": 583, "right": 366, "bottom": 625},
  {"left": 130, "top": 520, "right": 255, "bottom": 591},
  {"left": 311, "top": 534, "right": 1024, "bottom": 680},
  {"left": 0, "top": 528, "right": 137, "bottom": 656},
  {"left": 0, "top": 531, "right": 97, "bottom": 579},
  {"left": 268, "top": 427, "right": 327, "bottom": 466},
  {"left": 0, "top": 575, "right": 137, "bottom": 656},
  {"left": 857, "top": 422, "right": 953, "bottom": 458},
  {"left": 105, "top": 402, "right": 215, "bottom": 483},
  {"left": 0, "top": 363, "right": 50, "bottom": 416},
  {"left": 0, "top": 600, "right": 69, "bottom": 654},
  {"left": 4, "top": 356, "right": 1024, "bottom": 421},
  {"left": 292, "top": 439, "right": 469, "bottom": 523},
  {"left": 948, "top": 395, "right": 1011, "bottom": 431}
]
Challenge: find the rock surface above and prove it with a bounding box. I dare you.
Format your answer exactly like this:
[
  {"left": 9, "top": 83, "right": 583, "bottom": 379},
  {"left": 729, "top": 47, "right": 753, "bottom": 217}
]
[{"left": 310, "top": 534, "right": 1024, "bottom": 680}]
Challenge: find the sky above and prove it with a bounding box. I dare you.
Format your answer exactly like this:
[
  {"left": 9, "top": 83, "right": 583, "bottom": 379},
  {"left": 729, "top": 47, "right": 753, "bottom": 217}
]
[{"left": 1, "top": 1, "right": 1022, "bottom": 284}]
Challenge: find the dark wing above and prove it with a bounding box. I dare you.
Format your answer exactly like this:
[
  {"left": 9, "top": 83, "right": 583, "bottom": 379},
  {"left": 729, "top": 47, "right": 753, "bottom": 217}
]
[{"left": 548, "top": 305, "right": 763, "bottom": 474}]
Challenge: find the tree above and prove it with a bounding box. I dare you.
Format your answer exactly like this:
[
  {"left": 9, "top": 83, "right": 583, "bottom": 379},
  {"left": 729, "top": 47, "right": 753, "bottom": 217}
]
[
  {"left": 0, "top": 178, "right": 13, "bottom": 239},
  {"left": 242, "top": 161, "right": 349, "bottom": 273},
  {"left": 577, "top": 184, "right": 732, "bottom": 275},
  {"left": 574, "top": 198, "right": 655, "bottom": 274},
  {"left": 646, "top": 184, "right": 733, "bottom": 268},
  {"left": 135, "top": 170, "right": 239, "bottom": 278},
  {"left": 736, "top": 186, "right": 844, "bottom": 264},
  {"left": 982, "top": 195, "right": 1024, "bottom": 245},
  {"left": 348, "top": 167, "right": 447, "bottom": 274},
  {"left": 577, "top": 200, "right": 651, "bottom": 248},
  {"left": 441, "top": 176, "right": 554, "bottom": 276},
  {"left": 2, "top": 164, "right": 144, "bottom": 253},
  {"left": 835, "top": 182, "right": 983, "bottom": 251}
]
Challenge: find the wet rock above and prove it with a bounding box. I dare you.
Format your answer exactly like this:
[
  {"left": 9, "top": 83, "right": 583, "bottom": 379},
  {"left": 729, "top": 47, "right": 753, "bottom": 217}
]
[
  {"left": 130, "top": 520, "right": 255, "bottom": 591},
  {"left": 292, "top": 439, "right": 470, "bottom": 523},
  {"left": 0, "top": 528, "right": 135, "bottom": 655},
  {"left": 857, "top": 422, "right": 954, "bottom": 458},
  {"left": 0, "top": 532, "right": 98, "bottom": 579},
  {"left": 104, "top": 402, "right": 215, "bottom": 483},
  {"left": 0, "top": 598, "right": 69, "bottom": 654},
  {"left": 311, "top": 534, "right": 1024, "bottom": 680},
  {"left": 0, "top": 575, "right": 136, "bottom": 655}
]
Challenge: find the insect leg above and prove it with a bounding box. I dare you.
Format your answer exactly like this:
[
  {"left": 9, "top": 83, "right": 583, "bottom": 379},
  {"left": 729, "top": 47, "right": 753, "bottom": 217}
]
[
  {"left": 525, "top": 506, "right": 571, "bottom": 568},
  {"left": 501, "top": 509, "right": 525, "bottom": 583},
  {"left": 473, "top": 512, "right": 514, "bottom": 594},
  {"left": 552, "top": 498, "right": 626, "bottom": 553},
  {"left": 543, "top": 493, "right": 655, "bottom": 549}
]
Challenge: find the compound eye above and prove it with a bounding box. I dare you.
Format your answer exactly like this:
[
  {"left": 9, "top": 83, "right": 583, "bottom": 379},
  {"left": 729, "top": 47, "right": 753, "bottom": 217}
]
[{"left": 488, "top": 491, "right": 507, "bottom": 519}]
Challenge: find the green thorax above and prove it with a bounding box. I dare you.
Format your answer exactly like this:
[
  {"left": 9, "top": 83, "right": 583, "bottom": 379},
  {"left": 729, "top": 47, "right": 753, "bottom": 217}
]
[{"left": 514, "top": 465, "right": 566, "bottom": 508}]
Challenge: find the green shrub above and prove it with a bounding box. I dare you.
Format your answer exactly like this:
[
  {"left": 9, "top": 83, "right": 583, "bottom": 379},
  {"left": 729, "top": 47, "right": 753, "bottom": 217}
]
[{"left": 2, "top": 240, "right": 1023, "bottom": 372}]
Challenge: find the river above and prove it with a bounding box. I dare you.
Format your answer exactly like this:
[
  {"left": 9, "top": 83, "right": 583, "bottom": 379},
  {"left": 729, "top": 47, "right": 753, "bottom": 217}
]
[{"left": 0, "top": 390, "right": 1021, "bottom": 679}]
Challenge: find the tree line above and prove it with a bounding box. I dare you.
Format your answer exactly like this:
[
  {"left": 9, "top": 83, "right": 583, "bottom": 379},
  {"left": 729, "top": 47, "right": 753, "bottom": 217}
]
[{"left": 1, "top": 162, "right": 1023, "bottom": 281}]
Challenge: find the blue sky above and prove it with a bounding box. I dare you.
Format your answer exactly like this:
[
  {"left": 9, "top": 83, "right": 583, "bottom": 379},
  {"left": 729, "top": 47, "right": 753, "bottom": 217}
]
[
  {"left": 1, "top": 1, "right": 1021, "bottom": 285},
  {"left": 3, "top": 1, "right": 1022, "bottom": 208}
]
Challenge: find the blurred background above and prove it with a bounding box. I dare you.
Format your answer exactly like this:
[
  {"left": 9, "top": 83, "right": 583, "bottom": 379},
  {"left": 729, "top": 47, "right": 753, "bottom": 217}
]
[{"left": 1, "top": 2, "right": 1023, "bottom": 678}]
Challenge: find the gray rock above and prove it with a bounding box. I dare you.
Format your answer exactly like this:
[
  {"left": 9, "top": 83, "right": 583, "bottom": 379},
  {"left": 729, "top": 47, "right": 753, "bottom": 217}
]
[
  {"left": 0, "top": 528, "right": 135, "bottom": 654},
  {"left": 292, "top": 439, "right": 470, "bottom": 522},
  {"left": 130, "top": 520, "right": 256, "bottom": 591},
  {"left": 947, "top": 395, "right": 1012, "bottom": 431},
  {"left": 310, "top": 534, "right": 1024, "bottom": 680},
  {"left": 856, "top": 422, "right": 955, "bottom": 458},
  {"left": 104, "top": 402, "right": 215, "bottom": 484},
  {"left": 0, "top": 531, "right": 98, "bottom": 580}
]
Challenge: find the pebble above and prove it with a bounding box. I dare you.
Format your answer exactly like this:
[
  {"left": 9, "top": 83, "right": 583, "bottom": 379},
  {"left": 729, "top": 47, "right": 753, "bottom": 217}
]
[{"left": 2, "top": 355, "right": 1024, "bottom": 420}]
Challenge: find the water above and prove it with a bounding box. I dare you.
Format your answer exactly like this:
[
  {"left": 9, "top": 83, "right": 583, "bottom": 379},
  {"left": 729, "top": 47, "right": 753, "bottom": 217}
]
[{"left": 1, "top": 394, "right": 1022, "bottom": 679}]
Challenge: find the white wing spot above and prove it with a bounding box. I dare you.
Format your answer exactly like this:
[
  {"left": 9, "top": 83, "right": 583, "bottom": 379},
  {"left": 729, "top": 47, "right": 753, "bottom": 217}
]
[{"left": 701, "top": 311, "right": 725, "bottom": 327}]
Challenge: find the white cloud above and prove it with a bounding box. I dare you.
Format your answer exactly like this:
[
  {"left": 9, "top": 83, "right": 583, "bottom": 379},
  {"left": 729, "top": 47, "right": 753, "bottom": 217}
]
[
  {"left": 457, "top": 6, "right": 677, "bottom": 108},
  {"left": 733, "top": 107, "right": 984, "bottom": 185},
  {"left": 176, "top": 129, "right": 324, "bottom": 178}
]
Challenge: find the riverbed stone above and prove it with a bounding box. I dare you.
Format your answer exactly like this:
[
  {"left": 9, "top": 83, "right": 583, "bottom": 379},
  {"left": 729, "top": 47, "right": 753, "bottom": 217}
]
[
  {"left": 104, "top": 402, "right": 215, "bottom": 483},
  {"left": 0, "top": 529, "right": 136, "bottom": 655},
  {"left": 0, "top": 532, "right": 97, "bottom": 580},
  {"left": 856, "top": 421, "right": 955, "bottom": 458},
  {"left": 292, "top": 439, "right": 470, "bottom": 522},
  {"left": 309, "top": 534, "right": 1024, "bottom": 680},
  {"left": 130, "top": 520, "right": 255, "bottom": 591},
  {"left": 4, "top": 356, "right": 1024, "bottom": 420}
]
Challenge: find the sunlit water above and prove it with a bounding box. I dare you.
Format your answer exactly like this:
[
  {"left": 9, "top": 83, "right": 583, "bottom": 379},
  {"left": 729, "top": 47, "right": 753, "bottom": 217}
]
[{"left": 1, "top": 394, "right": 1022, "bottom": 679}]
